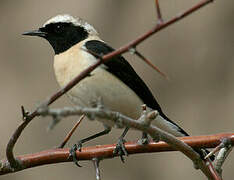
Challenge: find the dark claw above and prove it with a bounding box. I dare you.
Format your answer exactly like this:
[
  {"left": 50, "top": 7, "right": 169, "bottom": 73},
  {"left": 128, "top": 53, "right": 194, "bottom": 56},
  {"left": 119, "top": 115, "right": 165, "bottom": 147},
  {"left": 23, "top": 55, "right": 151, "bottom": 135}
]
[
  {"left": 113, "top": 139, "right": 128, "bottom": 163},
  {"left": 138, "top": 132, "right": 150, "bottom": 145},
  {"left": 138, "top": 137, "right": 150, "bottom": 145},
  {"left": 69, "top": 142, "right": 83, "bottom": 167},
  {"left": 153, "top": 136, "right": 160, "bottom": 143},
  {"left": 120, "top": 154, "right": 125, "bottom": 163},
  {"left": 77, "top": 141, "right": 83, "bottom": 152}
]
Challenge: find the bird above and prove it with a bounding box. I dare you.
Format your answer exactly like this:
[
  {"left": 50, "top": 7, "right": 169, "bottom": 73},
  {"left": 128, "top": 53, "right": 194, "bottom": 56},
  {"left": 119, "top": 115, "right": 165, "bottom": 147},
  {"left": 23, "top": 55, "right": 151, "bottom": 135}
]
[{"left": 23, "top": 14, "right": 213, "bottom": 165}]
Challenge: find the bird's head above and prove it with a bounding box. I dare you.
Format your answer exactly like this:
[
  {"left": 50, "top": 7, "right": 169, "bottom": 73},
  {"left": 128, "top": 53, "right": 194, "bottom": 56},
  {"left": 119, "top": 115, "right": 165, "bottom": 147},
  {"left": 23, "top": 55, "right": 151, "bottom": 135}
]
[{"left": 23, "top": 14, "right": 98, "bottom": 54}]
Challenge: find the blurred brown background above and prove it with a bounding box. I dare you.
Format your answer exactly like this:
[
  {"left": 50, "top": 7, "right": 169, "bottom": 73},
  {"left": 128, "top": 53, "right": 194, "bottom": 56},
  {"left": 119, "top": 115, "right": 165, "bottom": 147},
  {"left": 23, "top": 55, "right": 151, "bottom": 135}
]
[{"left": 0, "top": 0, "right": 234, "bottom": 179}]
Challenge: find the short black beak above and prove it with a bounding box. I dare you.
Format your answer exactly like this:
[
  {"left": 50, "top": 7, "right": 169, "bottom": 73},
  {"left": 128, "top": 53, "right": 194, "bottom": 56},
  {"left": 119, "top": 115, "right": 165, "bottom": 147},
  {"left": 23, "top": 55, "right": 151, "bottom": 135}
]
[{"left": 22, "top": 29, "right": 47, "bottom": 37}]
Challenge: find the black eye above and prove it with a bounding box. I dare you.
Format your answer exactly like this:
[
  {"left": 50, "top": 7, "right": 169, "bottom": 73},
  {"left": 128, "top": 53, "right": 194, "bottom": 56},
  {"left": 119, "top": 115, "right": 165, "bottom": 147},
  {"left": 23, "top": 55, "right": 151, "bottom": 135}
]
[{"left": 54, "top": 25, "right": 63, "bottom": 34}]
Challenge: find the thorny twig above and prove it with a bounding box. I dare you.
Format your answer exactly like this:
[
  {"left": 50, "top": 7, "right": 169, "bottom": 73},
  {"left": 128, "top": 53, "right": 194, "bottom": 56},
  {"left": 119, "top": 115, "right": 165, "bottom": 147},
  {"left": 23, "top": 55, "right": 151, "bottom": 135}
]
[
  {"left": 58, "top": 114, "right": 85, "bottom": 148},
  {"left": 38, "top": 106, "right": 221, "bottom": 179}
]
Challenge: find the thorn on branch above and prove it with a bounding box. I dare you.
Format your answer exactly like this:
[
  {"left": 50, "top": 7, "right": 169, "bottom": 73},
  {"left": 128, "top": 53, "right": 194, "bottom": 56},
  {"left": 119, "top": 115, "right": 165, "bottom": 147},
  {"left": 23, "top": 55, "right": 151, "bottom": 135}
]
[
  {"left": 92, "top": 158, "right": 102, "bottom": 180},
  {"left": 21, "top": 106, "right": 30, "bottom": 121},
  {"left": 155, "top": 0, "right": 163, "bottom": 24},
  {"left": 58, "top": 114, "right": 85, "bottom": 148},
  {"left": 133, "top": 49, "right": 169, "bottom": 79}
]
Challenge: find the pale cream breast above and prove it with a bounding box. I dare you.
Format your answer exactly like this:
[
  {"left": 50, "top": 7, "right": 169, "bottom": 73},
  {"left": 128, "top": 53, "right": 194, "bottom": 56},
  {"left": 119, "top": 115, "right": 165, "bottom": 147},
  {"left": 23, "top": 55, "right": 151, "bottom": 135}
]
[{"left": 53, "top": 36, "right": 144, "bottom": 126}]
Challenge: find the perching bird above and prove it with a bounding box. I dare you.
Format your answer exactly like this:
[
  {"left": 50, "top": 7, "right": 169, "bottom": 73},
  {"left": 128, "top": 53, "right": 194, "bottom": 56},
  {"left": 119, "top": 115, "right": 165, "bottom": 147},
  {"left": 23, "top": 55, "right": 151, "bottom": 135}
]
[{"left": 23, "top": 14, "right": 213, "bottom": 165}]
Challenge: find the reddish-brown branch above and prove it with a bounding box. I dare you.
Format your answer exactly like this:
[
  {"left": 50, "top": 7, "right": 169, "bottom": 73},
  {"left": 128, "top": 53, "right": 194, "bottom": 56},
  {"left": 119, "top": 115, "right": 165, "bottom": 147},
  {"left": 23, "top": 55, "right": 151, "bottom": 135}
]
[
  {"left": 34, "top": 105, "right": 222, "bottom": 179},
  {"left": 1, "top": 133, "right": 233, "bottom": 175},
  {"left": 6, "top": 0, "right": 214, "bottom": 173}
]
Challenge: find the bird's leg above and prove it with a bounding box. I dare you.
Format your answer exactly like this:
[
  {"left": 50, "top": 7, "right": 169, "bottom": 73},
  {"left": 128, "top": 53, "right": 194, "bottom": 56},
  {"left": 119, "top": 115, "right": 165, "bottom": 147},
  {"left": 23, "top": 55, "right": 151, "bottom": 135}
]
[
  {"left": 138, "top": 132, "right": 150, "bottom": 145},
  {"left": 113, "top": 127, "right": 129, "bottom": 163},
  {"left": 69, "top": 127, "right": 111, "bottom": 167}
]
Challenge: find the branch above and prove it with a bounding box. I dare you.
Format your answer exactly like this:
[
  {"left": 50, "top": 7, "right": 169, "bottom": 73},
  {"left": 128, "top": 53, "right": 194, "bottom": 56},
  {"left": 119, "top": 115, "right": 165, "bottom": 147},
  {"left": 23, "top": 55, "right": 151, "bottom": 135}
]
[
  {"left": 1, "top": 133, "right": 233, "bottom": 176},
  {"left": 36, "top": 106, "right": 224, "bottom": 179}
]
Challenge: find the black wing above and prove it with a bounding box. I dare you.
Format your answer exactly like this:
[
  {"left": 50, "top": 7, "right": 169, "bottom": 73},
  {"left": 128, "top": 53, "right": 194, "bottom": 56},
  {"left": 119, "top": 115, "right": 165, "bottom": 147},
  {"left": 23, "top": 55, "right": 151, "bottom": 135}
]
[
  {"left": 85, "top": 40, "right": 189, "bottom": 136},
  {"left": 85, "top": 40, "right": 162, "bottom": 111}
]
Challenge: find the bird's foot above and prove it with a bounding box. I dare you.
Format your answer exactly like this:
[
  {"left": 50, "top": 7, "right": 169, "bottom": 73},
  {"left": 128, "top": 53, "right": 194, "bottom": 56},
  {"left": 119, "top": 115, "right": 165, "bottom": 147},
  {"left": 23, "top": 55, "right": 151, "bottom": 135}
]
[
  {"left": 113, "top": 138, "right": 128, "bottom": 163},
  {"left": 138, "top": 132, "right": 151, "bottom": 145},
  {"left": 153, "top": 135, "right": 160, "bottom": 143},
  {"left": 137, "top": 137, "right": 150, "bottom": 145},
  {"left": 69, "top": 141, "right": 83, "bottom": 167}
]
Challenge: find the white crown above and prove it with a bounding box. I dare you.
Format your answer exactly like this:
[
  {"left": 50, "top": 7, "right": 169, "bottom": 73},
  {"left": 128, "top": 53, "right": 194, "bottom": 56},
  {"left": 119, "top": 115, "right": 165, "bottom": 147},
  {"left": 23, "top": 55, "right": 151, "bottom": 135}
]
[{"left": 43, "top": 14, "right": 98, "bottom": 36}]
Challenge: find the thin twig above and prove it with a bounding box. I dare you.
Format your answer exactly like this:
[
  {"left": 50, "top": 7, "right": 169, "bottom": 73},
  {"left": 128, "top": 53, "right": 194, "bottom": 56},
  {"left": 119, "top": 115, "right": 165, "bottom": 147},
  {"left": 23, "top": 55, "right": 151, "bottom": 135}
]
[
  {"left": 21, "top": 106, "right": 29, "bottom": 121},
  {"left": 134, "top": 49, "right": 168, "bottom": 79},
  {"left": 58, "top": 114, "right": 85, "bottom": 148},
  {"left": 155, "top": 0, "right": 163, "bottom": 24},
  {"left": 6, "top": 0, "right": 214, "bottom": 173}
]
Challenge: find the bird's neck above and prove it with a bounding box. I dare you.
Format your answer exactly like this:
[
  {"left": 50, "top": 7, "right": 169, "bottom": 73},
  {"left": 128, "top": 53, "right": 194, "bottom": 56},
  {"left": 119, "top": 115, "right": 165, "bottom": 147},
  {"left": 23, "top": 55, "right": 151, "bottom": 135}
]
[{"left": 53, "top": 36, "right": 102, "bottom": 87}]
